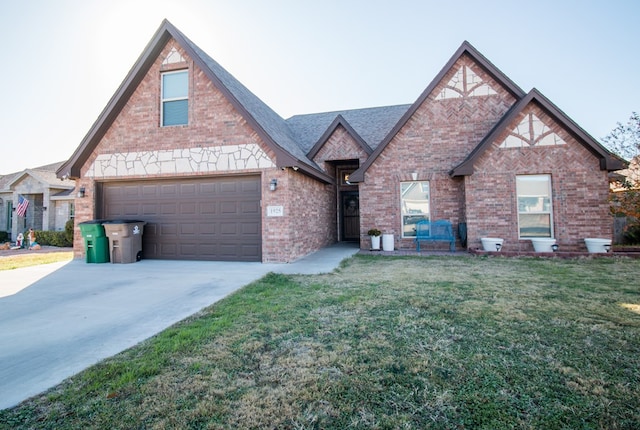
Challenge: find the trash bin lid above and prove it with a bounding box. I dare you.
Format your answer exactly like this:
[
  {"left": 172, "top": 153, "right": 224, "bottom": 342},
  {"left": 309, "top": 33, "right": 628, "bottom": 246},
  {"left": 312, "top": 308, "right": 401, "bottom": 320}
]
[
  {"left": 79, "top": 220, "right": 107, "bottom": 236},
  {"left": 102, "top": 220, "right": 146, "bottom": 224}
]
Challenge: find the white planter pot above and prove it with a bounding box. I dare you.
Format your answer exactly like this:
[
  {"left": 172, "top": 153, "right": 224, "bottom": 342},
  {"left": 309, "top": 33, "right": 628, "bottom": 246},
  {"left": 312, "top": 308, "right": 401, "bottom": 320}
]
[
  {"left": 584, "top": 238, "right": 611, "bottom": 253},
  {"left": 531, "top": 238, "right": 556, "bottom": 253},
  {"left": 382, "top": 234, "right": 394, "bottom": 251},
  {"left": 481, "top": 237, "right": 504, "bottom": 252},
  {"left": 371, "top": 235, "right": 381, "bottom": 250}
]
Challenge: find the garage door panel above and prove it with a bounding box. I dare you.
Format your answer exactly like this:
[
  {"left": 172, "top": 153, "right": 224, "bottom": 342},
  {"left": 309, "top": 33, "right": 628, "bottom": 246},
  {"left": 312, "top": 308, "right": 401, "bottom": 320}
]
[
  {"left": 142, "top": 203, "right": 159, "bottom": 215},
  {"left": 160, "top": 223, "right": 178, "bottom": 235},
  {"left": 101, "top": 176, "right": 261, "bottom": 261},
  {"left": 241, "top": 222, "right": 260, "bottom": 235},
  {"left": 241, "top": 201, "right": 260, "bottom": 214},
  {"left": 180, "top": 183, "right": 197, "bottom": 196},
  {"left": 180, "top": 202, "right": 197, "bottom": 215},
  {"left": 180, "top": 223, "right": 197, "bottom": 235},
  {"left": 161, "top": 184, "right": 178, "bottom": 195},
  {"left": 199, "top": 223, "right": 216, "bottom": 234},
  {"left": 200, "top": 202, "right": 217, "bottom": 215}
]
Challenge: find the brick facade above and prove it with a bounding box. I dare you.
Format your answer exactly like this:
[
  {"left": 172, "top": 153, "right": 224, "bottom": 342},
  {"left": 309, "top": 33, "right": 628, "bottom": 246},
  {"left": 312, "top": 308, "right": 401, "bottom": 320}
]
[{"left": 65, "top": 22, "right": 620, "bottom": 262}]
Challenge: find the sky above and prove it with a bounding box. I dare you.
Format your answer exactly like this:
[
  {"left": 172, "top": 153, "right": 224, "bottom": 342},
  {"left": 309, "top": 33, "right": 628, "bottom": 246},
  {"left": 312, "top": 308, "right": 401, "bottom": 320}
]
[{"left": 1, "top": 0, "right": 638, "bottom": 175}]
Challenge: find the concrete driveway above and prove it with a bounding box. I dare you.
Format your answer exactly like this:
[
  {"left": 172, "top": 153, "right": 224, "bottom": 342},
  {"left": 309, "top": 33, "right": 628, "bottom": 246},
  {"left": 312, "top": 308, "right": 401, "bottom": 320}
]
[{"left": 0, "top": 243, "right": 359, "bottom": 410}]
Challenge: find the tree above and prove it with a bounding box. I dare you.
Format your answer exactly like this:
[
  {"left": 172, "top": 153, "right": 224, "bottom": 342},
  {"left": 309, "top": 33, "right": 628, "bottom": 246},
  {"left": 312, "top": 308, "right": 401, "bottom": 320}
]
[{"left": 604, "top": 112, "right": 640, "bottom": 243}]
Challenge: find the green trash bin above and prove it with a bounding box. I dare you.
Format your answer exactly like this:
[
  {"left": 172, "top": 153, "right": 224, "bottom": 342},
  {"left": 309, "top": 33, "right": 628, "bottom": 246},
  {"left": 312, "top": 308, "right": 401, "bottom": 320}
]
[{"left": 78, "top": 221, "right": 110, "bottom": 263}]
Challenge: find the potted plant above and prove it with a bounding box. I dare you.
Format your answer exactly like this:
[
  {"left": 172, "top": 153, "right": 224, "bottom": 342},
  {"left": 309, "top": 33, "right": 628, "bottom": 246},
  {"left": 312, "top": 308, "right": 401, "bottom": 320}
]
[{"left": 368, "top": 228, "right": 382, "bottom": 250}]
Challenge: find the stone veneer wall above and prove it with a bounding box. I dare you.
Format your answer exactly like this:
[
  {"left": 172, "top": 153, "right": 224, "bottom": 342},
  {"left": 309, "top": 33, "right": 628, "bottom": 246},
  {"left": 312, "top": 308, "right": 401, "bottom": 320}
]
[{"left": 85, "top": 144, "right": 274, "bottom": 178}]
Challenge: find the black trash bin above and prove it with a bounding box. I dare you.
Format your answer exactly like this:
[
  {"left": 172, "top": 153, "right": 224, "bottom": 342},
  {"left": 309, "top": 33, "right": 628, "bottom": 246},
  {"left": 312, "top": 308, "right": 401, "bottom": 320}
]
[
  {"left": 78, "top": 220, "right": 110, "bottom": 263},
  {"left": 102, "top": 220, "right": 147, "bottom": 263}
]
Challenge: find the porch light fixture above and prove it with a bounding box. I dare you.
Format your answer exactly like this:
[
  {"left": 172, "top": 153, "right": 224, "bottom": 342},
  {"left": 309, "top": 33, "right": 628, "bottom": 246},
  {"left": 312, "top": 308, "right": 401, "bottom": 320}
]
[
  {"left": 77, "top": 186, "right": 86, "bottom": 198},
  {"left": 551, "top": 244, "right": 559, "bottom": 252},
  {"left": 604, "top": 244, "right": 611, "bottom": 253},
  {"left": 269, "top": 179, "right": 277, "bottom": 191},
  {"left": 43, "top": 206, "right": 47, "bottom": 211},
  {"left": 495, "top": 243, "right": 502, "bottom": 252}
]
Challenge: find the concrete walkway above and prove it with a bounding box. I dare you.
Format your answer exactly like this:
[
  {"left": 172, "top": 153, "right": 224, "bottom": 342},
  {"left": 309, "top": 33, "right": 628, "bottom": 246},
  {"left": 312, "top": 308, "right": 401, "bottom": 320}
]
[{"left": 0, "top": 243, "right": 359, "bottom": 410}]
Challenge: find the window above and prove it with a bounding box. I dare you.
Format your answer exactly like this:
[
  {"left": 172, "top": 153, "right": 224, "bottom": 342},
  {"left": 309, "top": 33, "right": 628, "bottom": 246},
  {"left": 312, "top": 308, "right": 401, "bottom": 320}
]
[
  {"left": 401, "top": 181, "right": 430, "bottom": 237},
  {"left": 517, "top": 175, "right": 553, "bottom": 238},
  {"left": 161, "top": 70, "right": 188, "bottom": 126}
]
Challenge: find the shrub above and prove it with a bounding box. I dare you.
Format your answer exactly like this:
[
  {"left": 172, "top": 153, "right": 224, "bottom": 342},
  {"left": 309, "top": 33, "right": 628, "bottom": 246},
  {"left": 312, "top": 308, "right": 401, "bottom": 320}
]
[
  {"left": 0, "top": 231, "right": 8, "bottom": 243},
  {"left": 33, "top": 228, "right": 73, "bottom": 248},
  {"left": 64, "top": 219, "right": 74, "bottom": 244}
]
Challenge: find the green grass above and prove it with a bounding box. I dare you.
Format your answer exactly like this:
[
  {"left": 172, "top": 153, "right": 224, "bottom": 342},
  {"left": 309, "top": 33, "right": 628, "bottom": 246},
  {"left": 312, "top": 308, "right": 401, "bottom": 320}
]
[
  {"left": 0, "top": 252, "right": 73, "bottom": 271},
  {"left": 1, "top": 255, "right": 639, "bottom": 429}
]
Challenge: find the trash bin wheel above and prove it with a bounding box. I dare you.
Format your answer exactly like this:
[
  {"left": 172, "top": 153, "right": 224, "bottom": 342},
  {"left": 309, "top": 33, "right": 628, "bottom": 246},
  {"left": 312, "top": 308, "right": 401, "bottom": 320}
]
[{"left": 136, "top": 251, "right": 142, "bottom": 261}]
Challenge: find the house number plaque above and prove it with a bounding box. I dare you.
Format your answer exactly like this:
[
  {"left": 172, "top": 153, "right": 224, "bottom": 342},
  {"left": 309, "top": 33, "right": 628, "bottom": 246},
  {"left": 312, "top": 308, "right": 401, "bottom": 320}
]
[{"left": 267, "top": 205, "right": 284, "bottom": 217}]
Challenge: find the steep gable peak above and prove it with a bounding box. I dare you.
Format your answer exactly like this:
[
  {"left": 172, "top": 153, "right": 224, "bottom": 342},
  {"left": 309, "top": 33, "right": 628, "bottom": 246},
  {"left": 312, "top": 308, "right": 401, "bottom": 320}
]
[
  {"left": 350, "top": 40, "right": 525, "bottom": 183},
  {"left": 57, "top": 19, "right": 331, "bottom": 183},
  {"left": 307, "top": 115, "right": 373, "bottom": 160}
]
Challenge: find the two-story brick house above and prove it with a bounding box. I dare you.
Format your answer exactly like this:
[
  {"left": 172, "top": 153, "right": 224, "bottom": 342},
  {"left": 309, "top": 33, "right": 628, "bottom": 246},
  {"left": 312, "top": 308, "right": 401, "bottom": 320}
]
[{"left": 58, "top": 20, "right": 623, "bottom": 262}]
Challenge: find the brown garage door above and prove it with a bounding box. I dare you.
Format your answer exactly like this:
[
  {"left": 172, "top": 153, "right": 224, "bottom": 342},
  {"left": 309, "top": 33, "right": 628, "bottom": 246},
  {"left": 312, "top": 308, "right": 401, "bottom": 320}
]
[{"left": 99, "top": 176, "right": 261, "bottom": 261}]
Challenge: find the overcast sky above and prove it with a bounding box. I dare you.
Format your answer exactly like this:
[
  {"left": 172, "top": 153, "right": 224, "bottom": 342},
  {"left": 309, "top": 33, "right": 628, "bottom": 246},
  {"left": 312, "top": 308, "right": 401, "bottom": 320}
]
[{"left": 1, "top": 0, "right": 638, "bottom": 175}]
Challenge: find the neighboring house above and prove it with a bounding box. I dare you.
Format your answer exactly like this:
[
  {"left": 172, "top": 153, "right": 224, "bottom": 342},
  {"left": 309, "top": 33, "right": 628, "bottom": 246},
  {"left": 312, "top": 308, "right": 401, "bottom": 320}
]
[
  {"left": 57, "top": 20, "right": 624, "bottom": 262},
  {"left": 0, "top": 162, "right": 76, "bottom": 241}
]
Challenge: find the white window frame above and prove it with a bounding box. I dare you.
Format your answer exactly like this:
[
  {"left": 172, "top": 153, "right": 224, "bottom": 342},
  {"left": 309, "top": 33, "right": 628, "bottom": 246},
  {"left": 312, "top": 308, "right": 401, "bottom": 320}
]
[
  {"left": 516, "top": 174, "right": 554, "bottom": 238},
  {"left": 400, "top": 181, "right": 430, "bottom": 238},
  {"left": 161, "top": 70, "right": 188, "bottom": 127}
]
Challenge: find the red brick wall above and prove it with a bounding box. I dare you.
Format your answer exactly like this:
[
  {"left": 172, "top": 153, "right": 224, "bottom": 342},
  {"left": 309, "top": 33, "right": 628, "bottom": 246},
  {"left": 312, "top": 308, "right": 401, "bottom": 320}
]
[
  {"left": 359, "top": 55, "right": 516, "bottom": 251},
  {"left": 262, "top": 168, "right": 336, "bottom": 262},
  {"left": 466, "top": 104, "right": 611, "bottom": 252}
]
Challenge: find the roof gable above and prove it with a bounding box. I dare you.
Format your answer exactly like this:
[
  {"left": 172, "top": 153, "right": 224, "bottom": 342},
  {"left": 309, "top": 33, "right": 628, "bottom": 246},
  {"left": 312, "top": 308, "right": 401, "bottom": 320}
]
[
  {"left": 450, "top": 88, "right": 626, "bottom": 176},
  {"left": 349, "top": 41, "right": 526, "bottom": 182},
  {"left": 57, "top": 20, "right": 332, "bottom": 183},
  {"left": 1, "top": 161, "right": 73, "bottom": 191},
  {"left": 307, "top": 115, "right": 373, "bottom": 159},
  {"left": 287, "top": 105, "right": 411, "bottom": 154}
]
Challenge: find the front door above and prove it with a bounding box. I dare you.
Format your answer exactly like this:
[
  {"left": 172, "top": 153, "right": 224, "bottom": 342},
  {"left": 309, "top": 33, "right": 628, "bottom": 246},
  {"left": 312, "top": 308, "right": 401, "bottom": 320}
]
[{"left": 341, "top": 192, "right": 359, "bottom": 241}]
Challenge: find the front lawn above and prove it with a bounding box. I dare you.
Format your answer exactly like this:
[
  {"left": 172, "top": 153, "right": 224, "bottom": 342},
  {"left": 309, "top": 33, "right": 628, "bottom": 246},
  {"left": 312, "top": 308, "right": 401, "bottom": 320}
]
[{"left": 1, "top": 255, "right": 638, "bottom": 429}]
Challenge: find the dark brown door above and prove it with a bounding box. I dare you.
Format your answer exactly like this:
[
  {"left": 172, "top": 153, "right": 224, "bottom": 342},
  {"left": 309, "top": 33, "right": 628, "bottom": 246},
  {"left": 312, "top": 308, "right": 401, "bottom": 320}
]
[
  {"left": 100, "top": 176, "right": 261, "bottom": 261},
  {"left": 341, "top": 192, "right": 359, "bottom": 241}
]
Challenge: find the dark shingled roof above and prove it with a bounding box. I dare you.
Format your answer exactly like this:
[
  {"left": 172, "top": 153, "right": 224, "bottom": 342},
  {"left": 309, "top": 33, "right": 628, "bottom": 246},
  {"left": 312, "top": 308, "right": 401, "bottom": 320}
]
[{"left": 286, "top": 104, "right": 411, "bottom": 154}]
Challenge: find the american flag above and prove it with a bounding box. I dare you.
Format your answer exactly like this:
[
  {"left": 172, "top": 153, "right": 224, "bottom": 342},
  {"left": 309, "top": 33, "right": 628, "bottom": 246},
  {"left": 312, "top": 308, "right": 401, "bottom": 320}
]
[{"left": 16, "top": 195, "right": 29, "bottom": 217}]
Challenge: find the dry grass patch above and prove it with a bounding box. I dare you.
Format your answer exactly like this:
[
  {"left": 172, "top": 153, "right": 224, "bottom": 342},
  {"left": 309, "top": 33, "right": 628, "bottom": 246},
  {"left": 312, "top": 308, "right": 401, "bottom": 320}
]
[
  {"left": 0, "top": 251, "right": 73, "bottom": 271},
  {"left": 1, "top": 255, "right": 639, "bottom": 429}
]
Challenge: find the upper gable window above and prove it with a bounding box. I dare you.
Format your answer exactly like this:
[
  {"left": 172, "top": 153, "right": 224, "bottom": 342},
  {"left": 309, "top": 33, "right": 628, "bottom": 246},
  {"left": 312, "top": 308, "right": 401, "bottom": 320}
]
[{"left": 161, "top": 70, "right": 188, "bottom": 126}]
